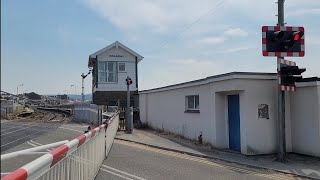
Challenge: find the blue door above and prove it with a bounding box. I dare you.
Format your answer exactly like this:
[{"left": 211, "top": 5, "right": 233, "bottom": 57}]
[{"left": 228, "top": 95, "right": 241, "bottom": 152}]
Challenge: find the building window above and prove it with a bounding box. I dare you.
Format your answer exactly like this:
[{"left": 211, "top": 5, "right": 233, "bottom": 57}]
[
  {"left": 98, "top": 61, "right": 117, "bottom": 83},
  {"left": 185, "top": 95, "right": 199, "bottom": 112},
  {"left": 118, "top": 63, "right": 126, "bottom": 72}
]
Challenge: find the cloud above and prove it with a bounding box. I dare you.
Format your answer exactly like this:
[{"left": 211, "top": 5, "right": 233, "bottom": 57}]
[
  {"left": 171, "top": 59, "right": 197, "bottom": 65},
  {"left": 197, "top": 37, "right": 225, "bottom": 45},
  {"left": 81, "top": 0, "right": 229, "bottom": 33},
  {"left": 220, "top": 47, "right": 251, "bottom": 53},
  {"left": 140, "top": 58, "right": 226, "bottom": 90},
  {"left": 224, "top": 28, "right": 248, "bottom": 37},
  {"left": 81, "top": 0, "right": 320, "bottom": 91},
  {"left": 82, "top": 0, "right": 198, "bottom": 32},
  {"left": 286, "top": 8, "right": 320, "bottom": 17}
]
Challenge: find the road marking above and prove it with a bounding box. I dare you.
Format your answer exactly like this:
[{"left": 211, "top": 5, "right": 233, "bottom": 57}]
[
  {"left": 101, "top": 164, "right": 147, "bottom": 180},
  {"left": 100, "top": 168, "right": 135, "bottom": 180},
  {"left": 27, "top": 140, "right": 54, "bottom": 151},
  {"left": 0, "top": 124, "right": 58, "bottom": 148},
  {"left": 1, "top": 124, "right": 40, "bottom": 136},
  {"left": 30, "top": 140, "right": 43, "bottom": 146},
  {"left": 59, "top": 124, "right": 84, "bottom": 128},
  {"left": 1, "top": 122, "right": 35, "bottom": 132},
  {"left": 0, "top": 120, "right": 11, "bottom": 124},
  {"left": 58, "top": 126, "right": 83, "bottom": 133},
  {"left": 27, "top": 141, "right": 39, "bottom": 147},
  {"left": 115, "top": 140, "right": 296, "bottom": 180},
  {"left": 26, "top": 140, "right": 56, "bottom": 152}
]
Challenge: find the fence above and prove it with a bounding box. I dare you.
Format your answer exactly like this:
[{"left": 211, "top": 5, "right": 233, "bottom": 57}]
[
  {"left": 2, "top": 112, "right": 119, "bottom": 180},
  {"left": 74, "top": 103, "right": 100, "bottom": 125},
  {"left": 1, "top": 108, "right": 7, "bottom": 119},
  {"left": 1, "top": 100, "right": 14, "bottom": 116}
]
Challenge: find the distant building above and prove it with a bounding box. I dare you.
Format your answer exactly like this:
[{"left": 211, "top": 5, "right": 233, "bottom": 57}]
[
  {"left": 139, "top": 72, "right": 320, "bottom": 157},
  {"left": 88, "top": 41, "right": 143, "bottom": 107}
]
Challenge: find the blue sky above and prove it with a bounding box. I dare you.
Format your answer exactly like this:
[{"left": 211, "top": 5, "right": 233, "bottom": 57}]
[{"left": 1, "top": 0, "right": 320, "bottom": 95}]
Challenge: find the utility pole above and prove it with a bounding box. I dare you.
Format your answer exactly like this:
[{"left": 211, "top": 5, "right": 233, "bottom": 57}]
[
  {"left": 81, "top": 73, "right": 85, "bottom": 102},
  {"left": 81, "top": 70, "right": 91, "bottom": 103},
  {"left": 125, "top": 76, "right": 133, "bottom": 134},
  {"left": 17, "top": 84, "right": 24, "bottom": 96},
  {"left": 277, "top": 0, "right": 286, "bottom": 162},
  {"left": 71, "top": 85, "right": 77, "bottom": 101}
]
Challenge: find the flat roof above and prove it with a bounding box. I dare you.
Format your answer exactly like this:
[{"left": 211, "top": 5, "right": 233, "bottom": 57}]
[{"left": 139, "top": 72, "right": 278, "bottom": 94}]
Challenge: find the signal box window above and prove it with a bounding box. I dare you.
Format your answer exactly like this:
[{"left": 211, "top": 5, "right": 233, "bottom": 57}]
[
  {"left": 119, "top": 63, "right": 126, "bottom": 72},
  {"left": 98, "top": 61, "right": 117, "bottom": 83},
  {"left": 185, "top": 95, "right": 200, "bottom": 113}
]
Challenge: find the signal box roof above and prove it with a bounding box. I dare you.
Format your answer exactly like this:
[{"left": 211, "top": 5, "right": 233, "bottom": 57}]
[{"left": 88, "top": 41, "right": 144, "bottom": 67}]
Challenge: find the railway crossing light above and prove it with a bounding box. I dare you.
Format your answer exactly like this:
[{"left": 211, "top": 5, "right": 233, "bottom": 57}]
[
  {"left": 126, "top": 77, "right": 132, "bottom": 86},
  {"left": 280, "top": 65, "right": 306, "bottom": 87},
  {"left": 267, "top": 31, "right": 304, "bottom": 52},
  {"left": 262, "top": 26, "right": 305, "bottom": 57}
]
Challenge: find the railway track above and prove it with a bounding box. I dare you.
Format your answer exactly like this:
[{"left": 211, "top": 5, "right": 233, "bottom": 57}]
[{"left": 12, "top": 107, "right": 70, "bottom": 123}]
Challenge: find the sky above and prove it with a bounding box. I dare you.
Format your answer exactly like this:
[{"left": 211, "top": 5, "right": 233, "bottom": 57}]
[{"left": 1, "top": 0, "right": 320, "bottom": 95}]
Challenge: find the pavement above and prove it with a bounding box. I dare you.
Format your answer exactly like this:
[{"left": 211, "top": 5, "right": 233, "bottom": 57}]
[{"left": 115, "top": 129, "right": 320, "bottom": 180}]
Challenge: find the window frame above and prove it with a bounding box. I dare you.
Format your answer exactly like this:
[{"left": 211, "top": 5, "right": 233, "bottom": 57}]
[
  {"left": 185, "top": 95, "right": 200, "bottom": 112},
  {"left": 97, "top": 61, "right": 118, "bottom": 83},
  {"left": 118, "top": 62, "right": 126, "bottom": 72}
]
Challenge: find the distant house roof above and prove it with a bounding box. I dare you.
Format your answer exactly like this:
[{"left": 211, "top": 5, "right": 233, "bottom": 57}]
[
  {"left": 88, "top": 41, "right": 144, "bottom": 67},
  {"left": 139, "top": 72, "right": 278, "bottom": 94}
]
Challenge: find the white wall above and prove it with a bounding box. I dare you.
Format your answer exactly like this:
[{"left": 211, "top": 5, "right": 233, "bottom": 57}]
[
  {"left": 290, "top": 83, "right": 320, "bottom": 157},
  {"left": 140, "top": 84, "right": 213, "bottom": 143},
  {"left": 139, "top": 75, "right": 320, "bottom": 156},
  {"left": 95, "top": 46, "right": 138, "bottom": 92},
  {"left": 140, "top": 77, "right": 280, "bottom": 155},
  {"left": 237, "top": 79, "right": 278, "bottom": 155}
]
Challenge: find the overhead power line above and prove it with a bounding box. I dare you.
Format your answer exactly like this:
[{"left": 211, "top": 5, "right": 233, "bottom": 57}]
[{"left": 147, "top": 0, "right": 226, "bottom": 56}]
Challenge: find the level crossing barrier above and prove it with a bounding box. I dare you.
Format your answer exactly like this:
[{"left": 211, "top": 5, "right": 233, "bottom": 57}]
[{"left": 2, "top": 111, "right": 119, "bottom": 180}]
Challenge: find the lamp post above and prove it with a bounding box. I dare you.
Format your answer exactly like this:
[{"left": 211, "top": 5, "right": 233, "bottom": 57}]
[
  {"left": 64, "top": 90, "right": 68, "bottom": 102},
  {"left": 16, "top": 84, "right": 24, "bottom": 96},
  {"left": 71, "top": 85, "right": 76, "bottom": 101}
]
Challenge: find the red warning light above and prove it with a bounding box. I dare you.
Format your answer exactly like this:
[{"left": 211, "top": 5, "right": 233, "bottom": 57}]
[{"left": 294, "top": 34, "right": 300, "bottom": 41}]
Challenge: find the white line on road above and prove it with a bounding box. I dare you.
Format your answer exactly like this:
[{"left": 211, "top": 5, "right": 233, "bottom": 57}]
[
  {"left": 1, "top": 124, "right": 40, "bottom": 136},
  {"left": 116, "top": 140, "right": 294, "bottom": 180},
  {"left": 0, "top": 125, "right": 58, "bottom": 148},
  {"left": 29, "top": 140, "right": 43, "bottom": 146},
  {"left": 0, "top": 120, "right": 11, "bottom": 124},
  {"left": 27, "top": 141, "right": 39, "bottom": 147},
  {"left": 101, "top": 164, "right": 147, "bottom": 180},
  {"left": 60, "top": 124, "right": 84, "bottom": 128},
  {"left": 1, "top": 122, "right": 35, "bottom": 132},
  {"left": 26, "top": 140, "right": 56, "bottom": 152},
  {"left": 99, "top": 168, "right": 135, "bottom": 180},
  {"left": 58, "top": 126, "right": 83, "bottom": 133}
]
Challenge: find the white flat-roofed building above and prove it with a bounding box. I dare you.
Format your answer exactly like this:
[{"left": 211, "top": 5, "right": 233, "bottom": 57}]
[{"left": 139, "top": 72, "right": 320, "bottom": 157}]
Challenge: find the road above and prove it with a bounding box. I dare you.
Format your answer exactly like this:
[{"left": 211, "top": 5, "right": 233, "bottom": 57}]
[
  {"left": 96, "top": 140, "right": 299, "bottom": 180},
  {"left": 1, "top": 118, "right": 86, "bottom": 174},
  {"left": 1, "top": 120, "right": 62, "bottom": 152},
  {"left": 1, "top": 110, "right": 68, "bottom": 152}
]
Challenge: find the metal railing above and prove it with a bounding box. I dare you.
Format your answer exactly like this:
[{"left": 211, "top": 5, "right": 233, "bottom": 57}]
[{"left": 2, "top": 112, "right": 119, "bottom": 180}]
